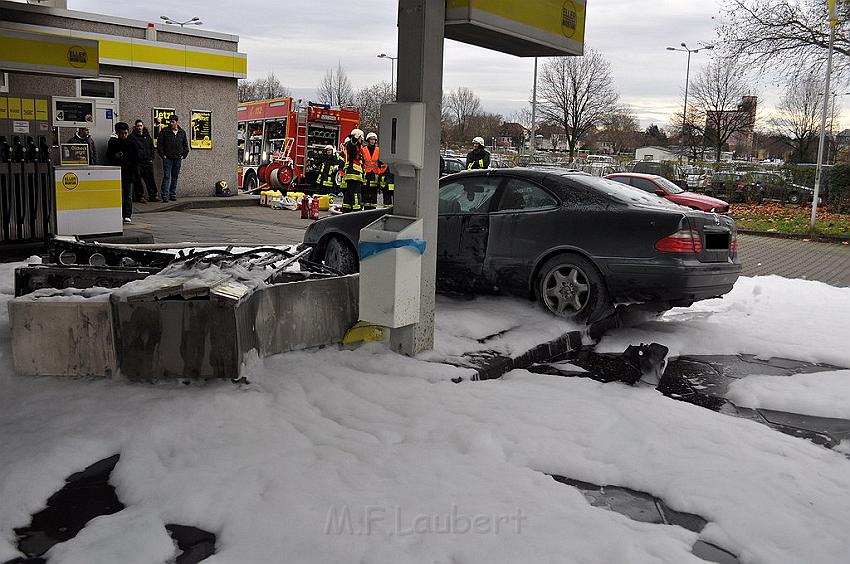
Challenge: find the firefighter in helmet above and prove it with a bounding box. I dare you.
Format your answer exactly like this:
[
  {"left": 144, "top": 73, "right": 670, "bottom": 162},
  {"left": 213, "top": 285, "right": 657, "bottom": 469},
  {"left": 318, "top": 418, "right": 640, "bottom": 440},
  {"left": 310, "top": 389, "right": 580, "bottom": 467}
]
[
  {"left": 342, "top": 129, "right": 365, "bottom": 213},
  {"left": 315, "top": 145, "right": 339, "bottom": 190},
  {"left": 361, "top": 132, "right": 386, "bottom": 210},
  {"left": 466, "top": 136, "right": 491, "bottom": 169}
]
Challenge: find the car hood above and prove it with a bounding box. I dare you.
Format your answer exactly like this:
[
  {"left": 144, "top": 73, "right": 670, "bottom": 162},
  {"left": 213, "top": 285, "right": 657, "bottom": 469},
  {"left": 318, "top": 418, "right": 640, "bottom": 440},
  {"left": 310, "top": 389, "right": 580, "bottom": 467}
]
[{"left": 667, "top": 191, "right": 728, "bottom": 210}]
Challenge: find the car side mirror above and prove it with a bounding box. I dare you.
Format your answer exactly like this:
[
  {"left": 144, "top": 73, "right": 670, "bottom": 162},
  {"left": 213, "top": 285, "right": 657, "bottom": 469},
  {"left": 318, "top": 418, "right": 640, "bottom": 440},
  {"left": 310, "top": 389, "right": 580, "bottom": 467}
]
[{"left": 654, "top": 189, "right": 666, "bottom": 197}]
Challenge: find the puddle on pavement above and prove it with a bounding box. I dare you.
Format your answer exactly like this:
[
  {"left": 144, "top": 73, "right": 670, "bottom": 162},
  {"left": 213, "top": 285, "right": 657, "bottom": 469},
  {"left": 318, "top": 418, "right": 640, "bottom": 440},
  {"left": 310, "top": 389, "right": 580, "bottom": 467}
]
[
  {"left": 533, "top": 351, "right": 850, "bottom": 451},
  {"left": 551, "top": 475, "right": 740, "bottom": 564},
  {"left": 8, "top": 454, "right": 124, "bottom": 561},
  {"left": 4, "top": 455, "right": 216, "bottom": 564}
]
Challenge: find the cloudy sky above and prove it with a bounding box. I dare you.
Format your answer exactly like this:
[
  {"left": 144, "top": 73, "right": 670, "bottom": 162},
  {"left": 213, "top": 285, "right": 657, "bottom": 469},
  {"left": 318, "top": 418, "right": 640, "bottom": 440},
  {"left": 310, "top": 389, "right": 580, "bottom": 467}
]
[{"left": 62, "top": 0, "right": 822, "bottom": 130}]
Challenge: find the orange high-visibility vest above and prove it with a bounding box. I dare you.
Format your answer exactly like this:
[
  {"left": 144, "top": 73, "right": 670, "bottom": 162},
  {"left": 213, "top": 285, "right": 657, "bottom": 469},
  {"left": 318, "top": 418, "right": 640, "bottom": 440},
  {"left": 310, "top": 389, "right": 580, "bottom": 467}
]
[{"left": 362, "top": 145, "right": 387, "bottom": 175}]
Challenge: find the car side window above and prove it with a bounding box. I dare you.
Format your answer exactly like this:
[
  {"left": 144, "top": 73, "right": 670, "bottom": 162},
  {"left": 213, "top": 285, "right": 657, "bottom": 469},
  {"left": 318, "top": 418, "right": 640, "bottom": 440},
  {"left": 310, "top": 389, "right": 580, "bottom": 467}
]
[
  {"left": 438, "top": 177, "right": 501, "bottom": 214},
  {"left": 496, "top": 178, "right": 558, "bottom": 212},
  {"left": 446, "top": 159, "right": 464, "bottom": 173},
  {"left": 630, "top": 178, "right": 659, "bottom": 193},
  {"left": 608, "top": 175, "right": 631, "bottom": 186}
]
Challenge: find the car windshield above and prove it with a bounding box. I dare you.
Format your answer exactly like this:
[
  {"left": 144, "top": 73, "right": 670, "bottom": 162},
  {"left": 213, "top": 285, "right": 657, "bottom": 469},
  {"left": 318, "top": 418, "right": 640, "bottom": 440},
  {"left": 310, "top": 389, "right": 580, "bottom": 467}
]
[
  {"left": 571, "top": 175, "right": 684, "bottom": 210},
  {"left": 653, "top": 176, "right": 685, "bottom": 194}
]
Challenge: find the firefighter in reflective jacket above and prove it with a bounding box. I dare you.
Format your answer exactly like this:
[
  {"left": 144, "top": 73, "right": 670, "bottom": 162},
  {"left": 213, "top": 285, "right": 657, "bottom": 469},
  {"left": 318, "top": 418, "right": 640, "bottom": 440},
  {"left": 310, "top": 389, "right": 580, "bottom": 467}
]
[
  {"left": 380, "top": 170, "right": 395, "bottom": 208},
  {"left": 342, "top": 129, "right": 365, "bottom": 213},
  {"left": 466, "top": 136, "right": 491, "bottom": 169},
  {"left": 361, "top": 132, "right": 386, "bottom": 210},
  {"left": 316, "top": 145, "right": 339, "bottom": 189}
]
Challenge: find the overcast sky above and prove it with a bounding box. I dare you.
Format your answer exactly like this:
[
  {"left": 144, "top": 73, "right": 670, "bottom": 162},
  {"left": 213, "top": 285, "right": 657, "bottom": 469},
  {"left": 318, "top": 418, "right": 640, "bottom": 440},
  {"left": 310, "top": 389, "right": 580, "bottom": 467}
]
[{"left": 61, "top": 0, "right": 832, "bottom": 131}]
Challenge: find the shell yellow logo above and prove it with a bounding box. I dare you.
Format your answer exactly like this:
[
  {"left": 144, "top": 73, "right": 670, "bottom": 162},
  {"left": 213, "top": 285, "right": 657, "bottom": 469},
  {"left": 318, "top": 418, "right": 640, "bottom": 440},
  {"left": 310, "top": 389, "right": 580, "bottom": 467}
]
[{"left": 62, "top": 172, "right": 79, "bottom": 191}]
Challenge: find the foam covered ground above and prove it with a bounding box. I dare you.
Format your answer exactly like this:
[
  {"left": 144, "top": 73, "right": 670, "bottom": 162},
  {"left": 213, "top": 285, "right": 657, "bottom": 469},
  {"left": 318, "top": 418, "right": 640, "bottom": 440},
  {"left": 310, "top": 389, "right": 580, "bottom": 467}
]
[{"left": 1, "top": 263, "right": 849, "bottom": 564}]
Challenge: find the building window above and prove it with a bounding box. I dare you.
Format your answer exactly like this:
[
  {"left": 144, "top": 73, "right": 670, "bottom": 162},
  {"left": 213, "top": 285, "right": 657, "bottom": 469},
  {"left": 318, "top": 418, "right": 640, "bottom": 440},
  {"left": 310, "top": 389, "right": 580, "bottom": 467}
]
[
  {"left": 76, "top": 78, "right": 119, "bottom": 100},
  {"left": 0, "top": 73, "right": 8, "bottom": 94}
]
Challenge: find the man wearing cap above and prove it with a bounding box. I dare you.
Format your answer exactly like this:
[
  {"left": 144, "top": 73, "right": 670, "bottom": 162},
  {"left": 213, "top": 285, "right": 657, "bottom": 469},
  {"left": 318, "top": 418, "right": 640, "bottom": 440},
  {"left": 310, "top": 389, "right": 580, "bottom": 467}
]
[
  {"left": 466, "top": 136, "right": 490, "bottom": 170},
  {"left": 157, "top": 114, "right": 190, "bottom": 201}
]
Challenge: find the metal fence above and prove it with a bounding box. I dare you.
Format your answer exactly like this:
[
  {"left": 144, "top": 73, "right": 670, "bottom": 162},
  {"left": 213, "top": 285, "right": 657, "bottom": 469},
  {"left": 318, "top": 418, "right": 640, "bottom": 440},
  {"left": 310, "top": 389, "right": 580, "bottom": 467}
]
[{"left": 0, "top": 161, "right": 56, "bottom": 244}]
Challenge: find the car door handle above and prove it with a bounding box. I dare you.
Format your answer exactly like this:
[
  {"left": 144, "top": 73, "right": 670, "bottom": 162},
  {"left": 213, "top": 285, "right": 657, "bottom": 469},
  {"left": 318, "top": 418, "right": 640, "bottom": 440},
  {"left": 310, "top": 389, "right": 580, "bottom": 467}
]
[{"left": 464, "top": 225, "right": 486, "bottom": 233}]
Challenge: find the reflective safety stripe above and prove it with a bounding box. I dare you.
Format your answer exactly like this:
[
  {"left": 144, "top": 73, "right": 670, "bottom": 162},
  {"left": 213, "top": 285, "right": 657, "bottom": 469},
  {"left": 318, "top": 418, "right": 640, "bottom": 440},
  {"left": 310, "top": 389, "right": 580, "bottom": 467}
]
[{"left": 387, "top": 183, "right": 395, "bottom": 191}]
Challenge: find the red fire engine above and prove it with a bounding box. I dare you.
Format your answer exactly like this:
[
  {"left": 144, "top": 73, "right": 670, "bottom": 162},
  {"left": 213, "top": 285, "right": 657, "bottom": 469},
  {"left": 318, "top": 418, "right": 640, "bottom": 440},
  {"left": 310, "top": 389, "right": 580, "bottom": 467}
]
[{"left": 236, "top": 97, "right": 360, "bottom": 192}]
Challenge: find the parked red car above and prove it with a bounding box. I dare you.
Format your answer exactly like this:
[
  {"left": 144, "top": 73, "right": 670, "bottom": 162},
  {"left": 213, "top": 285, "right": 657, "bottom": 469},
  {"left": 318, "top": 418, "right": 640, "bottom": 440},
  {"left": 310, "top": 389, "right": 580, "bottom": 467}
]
[{"left": 604, "top": 173, "right": 730, "bottom": 213}]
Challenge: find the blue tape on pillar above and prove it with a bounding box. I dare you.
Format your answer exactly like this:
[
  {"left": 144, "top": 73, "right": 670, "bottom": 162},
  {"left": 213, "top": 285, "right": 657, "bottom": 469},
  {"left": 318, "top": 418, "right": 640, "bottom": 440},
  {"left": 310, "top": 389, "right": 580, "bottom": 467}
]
[{"left": 358, "top": 238, "right": 427, "bottom": 260}]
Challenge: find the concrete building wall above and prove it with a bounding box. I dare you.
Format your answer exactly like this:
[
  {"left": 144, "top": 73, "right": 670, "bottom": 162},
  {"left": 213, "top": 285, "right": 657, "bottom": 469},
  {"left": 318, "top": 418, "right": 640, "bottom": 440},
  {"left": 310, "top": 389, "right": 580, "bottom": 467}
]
[{"left": 114, "top": 66, "right": 237, "bottom": 196}]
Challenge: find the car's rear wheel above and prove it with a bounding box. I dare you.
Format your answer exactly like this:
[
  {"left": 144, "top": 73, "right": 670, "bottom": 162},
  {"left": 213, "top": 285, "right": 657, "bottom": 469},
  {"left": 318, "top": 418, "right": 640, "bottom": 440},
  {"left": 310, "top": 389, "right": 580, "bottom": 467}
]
[
  {"left": 786, "top": 190, "right": 801, "bottom": 205},
  {"left": 537, "top": 254, "right": 609, "bottom": 323},
  {"left": 323, "top": 236, "right": 358, "bottom": 274}
]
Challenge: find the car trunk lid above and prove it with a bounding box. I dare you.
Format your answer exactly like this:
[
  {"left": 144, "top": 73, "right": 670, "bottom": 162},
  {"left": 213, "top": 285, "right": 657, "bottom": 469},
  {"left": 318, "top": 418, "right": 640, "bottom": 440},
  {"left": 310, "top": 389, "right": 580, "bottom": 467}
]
[{"left": 686, "top": 212, "right": 736, "bottom": 263}]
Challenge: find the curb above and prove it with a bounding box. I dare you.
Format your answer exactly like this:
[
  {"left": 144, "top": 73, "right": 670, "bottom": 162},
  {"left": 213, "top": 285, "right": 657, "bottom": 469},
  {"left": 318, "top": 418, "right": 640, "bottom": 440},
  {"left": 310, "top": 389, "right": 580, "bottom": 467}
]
[
  {"left": 738, "top": 229, "right": 850, "bottom": 244},
  {"left": 135, "top": 196, "right": 261, "bottom": 214}
]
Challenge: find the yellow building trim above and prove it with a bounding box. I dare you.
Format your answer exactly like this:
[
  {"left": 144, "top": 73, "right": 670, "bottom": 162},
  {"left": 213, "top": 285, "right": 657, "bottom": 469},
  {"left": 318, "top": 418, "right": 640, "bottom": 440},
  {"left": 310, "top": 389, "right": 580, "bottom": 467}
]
[
  {"left": 0, "top": 29, "right": 99, "bottom": 77},
  {"left": 0, "top": 22, "right": 246, "bottom": 78}
]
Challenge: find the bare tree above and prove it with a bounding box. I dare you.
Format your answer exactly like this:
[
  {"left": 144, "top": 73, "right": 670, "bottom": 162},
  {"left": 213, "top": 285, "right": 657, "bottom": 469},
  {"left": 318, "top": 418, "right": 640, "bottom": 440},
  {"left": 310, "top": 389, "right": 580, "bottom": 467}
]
[
  {"left": 238, "top": 73, "right": 291, "bottom": 103},
  {"left": 601, "top": 107, "right": 639, "bottom": 155},
  {"left": 468, "top": 112, "right": 504, "bottom": 146},
  {"left": 718, "top": 1, "right": 850, "bottom": 76},
  {"left": 446, "top": 87, "right": 482, "bottom": 143},
  {"left": 317, "top": 63, "right": 355, "bottom": 106},
  {"left": 770, "top": 71, "right": 824, "bottom": 163},
  {"left": 689, "top": 57, "right": 756, "bottom": 162},
  {"left": 537, "top": 50, "right": 620, "bottom": 161},
  {"left": 355, "top": 81, "right": 394, "bottom": 134},
  {"left": 669, "top": 106, "right": 708, "bottom": 161}
]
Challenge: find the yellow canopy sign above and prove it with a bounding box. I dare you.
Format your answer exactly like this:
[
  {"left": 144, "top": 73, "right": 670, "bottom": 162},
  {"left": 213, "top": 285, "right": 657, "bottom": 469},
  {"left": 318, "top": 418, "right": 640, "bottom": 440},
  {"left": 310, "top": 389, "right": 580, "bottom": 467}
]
[
  {"left": 445, "top": 0, "right": 586, "bottom": 57},
  {"left": 0, "top": 29, "right": 98, "bottom": 78}
]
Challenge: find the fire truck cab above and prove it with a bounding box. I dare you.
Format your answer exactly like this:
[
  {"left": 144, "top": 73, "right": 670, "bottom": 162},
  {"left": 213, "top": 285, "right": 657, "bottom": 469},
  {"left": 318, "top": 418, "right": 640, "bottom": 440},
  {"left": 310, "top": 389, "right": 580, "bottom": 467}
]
[{"left": 236, "top": 97, "right": 360, "bottom": 193}]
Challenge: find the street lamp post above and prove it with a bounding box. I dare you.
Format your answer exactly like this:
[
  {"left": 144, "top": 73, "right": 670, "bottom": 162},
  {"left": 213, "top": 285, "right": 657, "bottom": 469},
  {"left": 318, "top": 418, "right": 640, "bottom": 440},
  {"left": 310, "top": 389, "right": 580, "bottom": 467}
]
[
  {"left": 160, "top": 15, "right": 203, "bottom": 27},
  {"left": 666, "top": 43, "right": 713, "bottom": 162},
  {"left": 377, "top": 53, "right": 398, "bottom": 99}
]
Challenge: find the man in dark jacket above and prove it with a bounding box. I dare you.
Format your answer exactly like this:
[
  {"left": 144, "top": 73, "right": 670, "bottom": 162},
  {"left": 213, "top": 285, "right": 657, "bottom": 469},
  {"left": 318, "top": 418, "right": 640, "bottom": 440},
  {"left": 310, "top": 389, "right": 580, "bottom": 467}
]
[
  {"left": 106, "top": 122, "right": 139, "bottom": 223},
  {"left": 130, "top": 119, "right": 159, "bottom": 202},
  {"left": 157, "top": 114, "right": 189, "bottom": 201},
  {"left": 466, "top": 136, "right": 490, "bottom": 170},
  {"left": 67, "top": 127, "right": 98, "bottom": 165}
]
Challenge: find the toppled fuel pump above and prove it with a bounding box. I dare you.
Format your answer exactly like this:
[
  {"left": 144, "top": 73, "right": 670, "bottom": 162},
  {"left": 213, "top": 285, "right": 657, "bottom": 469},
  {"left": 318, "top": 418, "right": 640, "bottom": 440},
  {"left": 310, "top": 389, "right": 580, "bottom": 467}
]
[{"left": 9, "top": 239, "right": 358, "bottom": 381}]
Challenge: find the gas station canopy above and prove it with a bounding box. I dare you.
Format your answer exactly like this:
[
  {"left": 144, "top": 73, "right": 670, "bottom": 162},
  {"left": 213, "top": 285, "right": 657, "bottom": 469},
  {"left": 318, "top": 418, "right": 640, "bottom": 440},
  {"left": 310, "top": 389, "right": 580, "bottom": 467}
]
[
  {"left": 444, "top": 0, "right": 586, "bottom": 57},
  {"left": 0, "top": 29, "right": 98, "bottom": 77}
]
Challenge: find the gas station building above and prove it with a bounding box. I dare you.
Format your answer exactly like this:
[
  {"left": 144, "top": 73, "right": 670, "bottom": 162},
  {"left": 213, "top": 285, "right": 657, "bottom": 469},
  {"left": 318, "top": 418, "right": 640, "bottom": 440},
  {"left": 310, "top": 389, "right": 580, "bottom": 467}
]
[{"left": 0, "top": 0, "right": 246, "bottom": 196}]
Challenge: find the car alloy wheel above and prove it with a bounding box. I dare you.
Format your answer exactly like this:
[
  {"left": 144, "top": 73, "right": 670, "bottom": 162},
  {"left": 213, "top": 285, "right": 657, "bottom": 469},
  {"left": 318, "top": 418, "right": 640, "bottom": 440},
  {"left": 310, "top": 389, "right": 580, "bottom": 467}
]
[
  {"left": 542, "top": 265, "right": 590, "bottom": 315},
  {"left": 537, "top": 254, "right": 610, "bottom": 323},
  {"left": 787, "top": 191, "right": 801, "bottom": 205}
]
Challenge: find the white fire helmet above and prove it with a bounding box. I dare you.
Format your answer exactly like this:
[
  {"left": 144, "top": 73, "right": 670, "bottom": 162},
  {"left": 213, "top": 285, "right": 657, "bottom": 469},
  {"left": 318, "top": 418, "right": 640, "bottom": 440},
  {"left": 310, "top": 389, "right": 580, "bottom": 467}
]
[
  {"left": 366, "top": 132, "right": 378, "bottom": 141},
  {"left": 473, "top": 136, "right": 485, "bottom": 146},
  {"left": 325, "top": 145, "right": 334, "bottom": 152},
  {"left": 350, "top": 129, "right": 365, "bottom": 141}
]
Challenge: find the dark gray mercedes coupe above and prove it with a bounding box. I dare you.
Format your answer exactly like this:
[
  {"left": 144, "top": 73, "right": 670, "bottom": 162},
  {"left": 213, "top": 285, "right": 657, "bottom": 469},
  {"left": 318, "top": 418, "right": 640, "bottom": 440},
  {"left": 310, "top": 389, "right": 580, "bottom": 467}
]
[{"left": 301, "top": 169, "right": 741, "bottom": 322}]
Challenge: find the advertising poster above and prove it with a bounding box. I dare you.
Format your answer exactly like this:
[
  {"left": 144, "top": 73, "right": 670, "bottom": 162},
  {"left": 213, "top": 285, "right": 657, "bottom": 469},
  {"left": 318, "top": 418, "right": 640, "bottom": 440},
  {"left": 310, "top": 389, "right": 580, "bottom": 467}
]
[
  {"left": 190, "top": 109, "right": 212, "bottom": 149},
  {"left": 152, "top": 107, "right": 175, "bottom": 147},
  {"left": 60, "top": 143, "right": 90, "bottom": 165}
]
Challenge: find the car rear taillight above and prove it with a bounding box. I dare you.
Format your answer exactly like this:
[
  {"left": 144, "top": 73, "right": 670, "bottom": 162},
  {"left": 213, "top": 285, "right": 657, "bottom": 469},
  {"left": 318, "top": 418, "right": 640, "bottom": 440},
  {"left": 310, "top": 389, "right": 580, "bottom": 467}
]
[
  {"left": 730, "top": 232, "right": 738, "bottom": 254},
  {"left": 656, "top": 229, "right": 703, "bottom": 253}
]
